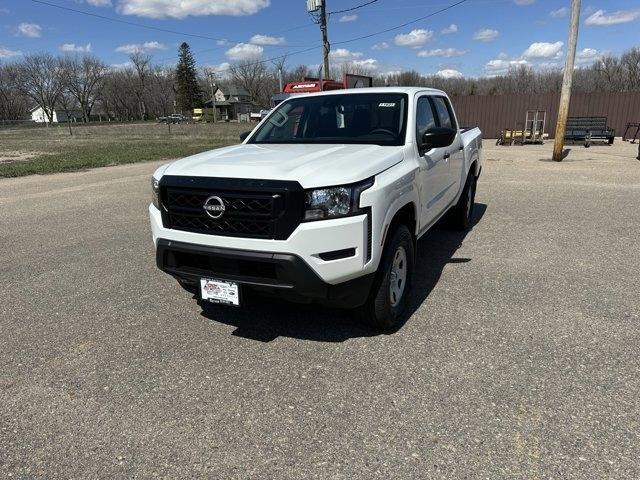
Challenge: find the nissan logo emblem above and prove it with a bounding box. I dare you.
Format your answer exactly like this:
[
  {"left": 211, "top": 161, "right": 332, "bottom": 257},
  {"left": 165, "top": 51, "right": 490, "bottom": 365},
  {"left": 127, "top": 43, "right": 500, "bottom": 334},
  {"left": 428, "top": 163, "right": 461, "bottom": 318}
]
[{"left": 203, "top": 195, "right": 225, "bottom": 219}]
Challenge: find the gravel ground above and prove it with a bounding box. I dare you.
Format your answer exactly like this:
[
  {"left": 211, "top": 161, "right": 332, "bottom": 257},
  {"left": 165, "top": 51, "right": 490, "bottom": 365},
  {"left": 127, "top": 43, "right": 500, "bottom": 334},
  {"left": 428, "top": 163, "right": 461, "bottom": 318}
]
[{"left": 1, "top": 140, "right": 639, "bottom": 479}]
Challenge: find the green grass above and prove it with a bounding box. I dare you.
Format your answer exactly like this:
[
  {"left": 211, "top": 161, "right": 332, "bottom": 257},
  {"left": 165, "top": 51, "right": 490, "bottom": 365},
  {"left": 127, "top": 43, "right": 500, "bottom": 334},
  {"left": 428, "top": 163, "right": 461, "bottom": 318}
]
[{"left": 0, "top": 121, "right": 249, "bottom": 178}]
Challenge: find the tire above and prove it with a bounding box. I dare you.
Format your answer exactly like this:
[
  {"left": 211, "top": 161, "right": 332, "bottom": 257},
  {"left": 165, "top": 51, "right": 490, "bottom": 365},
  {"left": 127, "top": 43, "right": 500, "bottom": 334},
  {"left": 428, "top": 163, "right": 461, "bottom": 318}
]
[
  {"left": 356, "top": 225, "right": 414, "bottom": 330},
  {"left": 448, "top": 171, "right": 477, "bottom": 230}
]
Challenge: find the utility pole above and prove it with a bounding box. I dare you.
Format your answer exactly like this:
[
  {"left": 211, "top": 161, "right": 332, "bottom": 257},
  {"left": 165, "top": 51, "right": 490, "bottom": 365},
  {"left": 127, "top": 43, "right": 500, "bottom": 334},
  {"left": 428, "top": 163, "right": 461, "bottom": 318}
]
[
  {"left": 308, "top": 0, "right": 330, "bottom": 80},
  {"left": 552, "top": 0, "right": 581, "bottom": 162},
  {"left": 319, "top": 0, "right": 330, "bottom": 79},
  {"left": 206, "top": 69, "right": 218, "bottom": 123}
]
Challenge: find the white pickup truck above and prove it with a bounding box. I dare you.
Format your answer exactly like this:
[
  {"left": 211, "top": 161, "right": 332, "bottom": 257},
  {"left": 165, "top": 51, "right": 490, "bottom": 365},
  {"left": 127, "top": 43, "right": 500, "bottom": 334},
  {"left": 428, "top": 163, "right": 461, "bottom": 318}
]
[{"left": 150, "top": 87, "right": 482, "bottom": 329}]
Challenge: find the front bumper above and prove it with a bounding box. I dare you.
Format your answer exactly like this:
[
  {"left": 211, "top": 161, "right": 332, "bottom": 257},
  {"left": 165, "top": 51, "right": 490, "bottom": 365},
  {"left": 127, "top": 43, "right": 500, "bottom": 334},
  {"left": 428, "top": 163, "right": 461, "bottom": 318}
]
[
  {"left": 156, "top": 239, "right": 375, "bottom": 308},
  {"left": 150, "top": 204, "right": 375, "bottom": 284}
]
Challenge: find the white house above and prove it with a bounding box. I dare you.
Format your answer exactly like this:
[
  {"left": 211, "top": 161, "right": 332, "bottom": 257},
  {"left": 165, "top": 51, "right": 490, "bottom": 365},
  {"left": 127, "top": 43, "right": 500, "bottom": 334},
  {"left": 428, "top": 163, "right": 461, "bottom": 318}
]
[{"left": 30, "top": 106, "right": 83, "bottom": 123}]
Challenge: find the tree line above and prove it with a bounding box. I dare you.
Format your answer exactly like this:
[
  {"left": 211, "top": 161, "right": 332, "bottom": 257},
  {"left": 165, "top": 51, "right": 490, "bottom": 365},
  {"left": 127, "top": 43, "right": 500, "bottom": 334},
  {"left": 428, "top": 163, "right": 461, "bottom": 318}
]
[{"left": 1, "top": 43, "right": 639, "bottom": 123}]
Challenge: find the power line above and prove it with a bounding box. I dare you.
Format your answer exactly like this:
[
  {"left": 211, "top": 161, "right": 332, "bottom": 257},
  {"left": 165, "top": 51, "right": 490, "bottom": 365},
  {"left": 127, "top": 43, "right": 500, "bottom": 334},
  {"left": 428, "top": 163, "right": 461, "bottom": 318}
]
[
  {"left": 332, "top": 0, "right": 469, "bottom": 46},
  {"left": 35, "top": 0, "right": 470, "bottom": 75},
  {"left": 209, "top": 0, "right": 470, "bottom": 73},
  {"left": 204, "top": 46, "right": 322, "bottom": 74},
  {"left": 328, "top": 0, "right": 379, "bottom": 16},
  {"left": 30, "top": 0, "right": 315, "bottom": 48}
]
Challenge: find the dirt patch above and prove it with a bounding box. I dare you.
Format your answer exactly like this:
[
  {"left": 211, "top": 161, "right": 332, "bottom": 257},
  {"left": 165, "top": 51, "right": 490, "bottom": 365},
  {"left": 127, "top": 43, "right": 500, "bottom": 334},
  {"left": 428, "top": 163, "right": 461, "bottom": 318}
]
[{"left": 0, "top": 151, "right": 47, "bottom": 164}]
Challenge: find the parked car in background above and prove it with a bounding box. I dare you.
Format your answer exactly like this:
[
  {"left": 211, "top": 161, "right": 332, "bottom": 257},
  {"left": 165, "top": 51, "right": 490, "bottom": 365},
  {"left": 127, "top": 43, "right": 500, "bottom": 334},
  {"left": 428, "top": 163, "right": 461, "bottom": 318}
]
[
  {"left": 157, "top": 114, "right": 189, "bottom": 124},
  {"left": 150, "top": 87, "right": 482, "bottom": 329}
]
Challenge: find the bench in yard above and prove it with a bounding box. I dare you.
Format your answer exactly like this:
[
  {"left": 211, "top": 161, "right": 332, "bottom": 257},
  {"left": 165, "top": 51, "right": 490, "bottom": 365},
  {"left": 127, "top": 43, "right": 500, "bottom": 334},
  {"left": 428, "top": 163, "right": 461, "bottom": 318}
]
[{"left": 564, "top": 117, "right": 615, "bottom": 148}]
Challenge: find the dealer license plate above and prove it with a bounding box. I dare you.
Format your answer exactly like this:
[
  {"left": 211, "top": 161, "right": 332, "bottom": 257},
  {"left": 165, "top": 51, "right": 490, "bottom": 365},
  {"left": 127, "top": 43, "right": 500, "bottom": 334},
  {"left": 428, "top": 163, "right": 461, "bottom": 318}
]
[{"left": 200, "top": 278, "right": 240, "bottom": 306}]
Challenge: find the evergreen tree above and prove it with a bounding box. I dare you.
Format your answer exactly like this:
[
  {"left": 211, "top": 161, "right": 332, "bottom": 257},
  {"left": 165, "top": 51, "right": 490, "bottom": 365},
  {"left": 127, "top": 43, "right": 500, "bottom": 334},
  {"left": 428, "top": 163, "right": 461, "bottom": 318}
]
[{"left": 175, "top": 42, "right": 202, "bottom": 113}]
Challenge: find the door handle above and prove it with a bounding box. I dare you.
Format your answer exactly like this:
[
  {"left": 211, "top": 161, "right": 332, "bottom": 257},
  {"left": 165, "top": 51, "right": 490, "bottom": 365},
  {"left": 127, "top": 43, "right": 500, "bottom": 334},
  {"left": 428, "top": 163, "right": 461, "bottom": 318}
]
[{"left": 443, "top": 152, "right": 450, "bottom": 160}]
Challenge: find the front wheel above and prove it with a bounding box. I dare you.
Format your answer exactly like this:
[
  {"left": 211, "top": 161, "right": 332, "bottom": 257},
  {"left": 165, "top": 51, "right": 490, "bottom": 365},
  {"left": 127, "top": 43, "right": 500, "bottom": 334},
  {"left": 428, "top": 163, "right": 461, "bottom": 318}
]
[{"left": 356, "top": 225, "right": 414, "bottom": 330}]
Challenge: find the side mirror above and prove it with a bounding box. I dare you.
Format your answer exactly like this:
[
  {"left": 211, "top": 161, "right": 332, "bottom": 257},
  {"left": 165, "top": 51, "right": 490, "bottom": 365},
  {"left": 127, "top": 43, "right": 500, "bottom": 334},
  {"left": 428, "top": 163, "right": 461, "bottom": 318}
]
[
  {"left": 420, "top": 127, "right": 456, "bottom": 152},
  {"left": 239, "top": 130, "right": 252, "bottom": 142}
]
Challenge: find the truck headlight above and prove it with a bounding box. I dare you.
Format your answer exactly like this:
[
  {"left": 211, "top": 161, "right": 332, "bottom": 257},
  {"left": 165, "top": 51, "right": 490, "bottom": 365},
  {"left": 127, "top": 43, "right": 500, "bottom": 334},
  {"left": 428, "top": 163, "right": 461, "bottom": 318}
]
[
  {"left": 304, "top": 178, "right": 374, "bottom": 221},
  {"left": 151, "top": 177, "right": 160, "bottom": 209}
]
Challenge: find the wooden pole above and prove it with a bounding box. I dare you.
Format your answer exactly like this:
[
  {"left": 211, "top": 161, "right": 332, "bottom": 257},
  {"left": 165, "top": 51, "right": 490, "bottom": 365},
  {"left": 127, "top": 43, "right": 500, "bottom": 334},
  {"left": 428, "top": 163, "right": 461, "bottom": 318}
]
[
  {"left": 552, "top": 0, "right": 581, "bottom": 162},
  {"left": 319, "top": 0, "right": 330, "bottom": 80}
]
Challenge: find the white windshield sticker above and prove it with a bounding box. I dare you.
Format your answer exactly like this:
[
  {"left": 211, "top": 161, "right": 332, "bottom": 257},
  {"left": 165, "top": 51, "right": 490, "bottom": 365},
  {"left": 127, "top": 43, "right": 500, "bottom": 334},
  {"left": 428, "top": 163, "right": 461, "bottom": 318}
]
[{"left": 379, "top": 102, "right": 396, "bottom": 107}]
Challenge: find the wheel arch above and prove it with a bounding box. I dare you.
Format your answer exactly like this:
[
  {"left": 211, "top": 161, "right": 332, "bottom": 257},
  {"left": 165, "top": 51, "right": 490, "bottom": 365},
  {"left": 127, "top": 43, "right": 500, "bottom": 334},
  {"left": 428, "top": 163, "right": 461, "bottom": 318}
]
[{"left": 381, "top": 201, "right": 417, "bottom": 251}]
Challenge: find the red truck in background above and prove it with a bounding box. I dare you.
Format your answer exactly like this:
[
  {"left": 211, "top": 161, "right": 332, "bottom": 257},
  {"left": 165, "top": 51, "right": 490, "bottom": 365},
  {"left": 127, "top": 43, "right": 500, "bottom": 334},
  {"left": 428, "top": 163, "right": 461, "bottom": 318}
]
[{"left": 271, "top": 73, "right": 373, "bottom": 107}]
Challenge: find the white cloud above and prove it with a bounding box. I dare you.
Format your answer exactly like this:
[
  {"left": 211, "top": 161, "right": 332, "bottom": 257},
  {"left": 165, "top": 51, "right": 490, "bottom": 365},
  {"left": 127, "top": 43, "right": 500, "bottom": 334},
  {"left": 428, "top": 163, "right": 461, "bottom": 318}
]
[
  {"left": 225, "top": 43, "right": 263, "bottom": 61},
  {"left": 109, "top": 62, "right": 133, "bottom": 70},
  {"left": 575, "top": 48, "right": 603, "bottom": 65},
  {"left": 85, "top": 0, "right": 112, "bottom": 6},
  {"left": 485, "top": 57, "right": 529, "bottom": 76},
  {"left": 473, "top": 28, "right": 498, "bottom": 42},
  {"left": 204, "top": 62, "right": 232, "bottom": 78},
  {"left": 394, "top": 29, "right": 433, "bottom": 47},
  {"left": 585, "top": 9, "right": 640, "bottom": 26},
  {"left": 339, "top": 14, "right": 358, "bottom": 22},
  {"left": 216, "top": 39, "right": 230, "bottom": 46},
  {"left": 350, "top": 59, "right": 379, "bottom": 71},
  {"left": 417, "top": 48, "right": 466, "bottom": 58},
  {"left": 441, "top": 24, "right": 458, "bottom": 34},
  {"left": 117, "top": 0, "right": 270, "bottom": 19},
  {"left": 115, "top": 41, "right": 167, "bottom": 54},
  {"left": 249, "top": 34, "right": 285, "bottom": 45},
  {"left": 330, "top": 48, "right": 363, "bottom": 61},
  {"left": 550, "top": 7, "right": 568, "bottom": 18},
  {"left": 436, "top": 69, "right": 463, "bottom": 79},
  {"left": 0, "top": 46, "right": 21, "bottom": 58},
  {"left": 16, "top": 23, "right": 42, "bottom": 38},
  {"left": 514, "top": 0, "right": 535, "bottom": 5},
  {"left": 522, "top": 41, "right": 563, "bottom": 60},
  {"left": 60, "top": 43, "right": 92, "bottom": 53},
  {"left": 371, "top": 42, "right": 389, "bottom": 50}
]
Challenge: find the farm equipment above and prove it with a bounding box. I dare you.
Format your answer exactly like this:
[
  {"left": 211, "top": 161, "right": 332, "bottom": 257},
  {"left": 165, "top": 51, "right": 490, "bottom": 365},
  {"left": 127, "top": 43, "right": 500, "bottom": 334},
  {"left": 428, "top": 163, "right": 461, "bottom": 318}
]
[
  {"left": 564, "top": 116, "right": 615, "bottom": 147},
  {"left": 496, "top": 110, "right": 548, "bottom": 146},
  {"left": 622, "top": 122, "right": 640, "bottom": 143}
]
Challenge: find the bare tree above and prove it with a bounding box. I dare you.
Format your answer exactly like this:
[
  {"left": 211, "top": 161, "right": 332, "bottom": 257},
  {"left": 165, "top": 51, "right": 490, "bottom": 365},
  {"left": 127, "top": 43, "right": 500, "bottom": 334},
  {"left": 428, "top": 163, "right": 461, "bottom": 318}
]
[
  {"left": 229, "top": 60, "right": 269, "bottom": 106},
  {"left": 100, "top": 67, "right": 139, "bottom": 121},
  {"left": 15, "top": 53, "right": 66, "bottom": 124},
  {"left": 129, "top": 52, "right": 152, "bottom": 120},
  {"left": 0, "top": 64, "right": 30, "bottom": 122},
  {"left": 61, "top": 55, "right": 107, "bottom": 122},
  {"left": 593, "top": 55, "right": 624, "bottom": 92},
  {"left": 56, "top": 89, "right": 79, "bottom": 135},
  {"left": 621, "top": 47, "right": 640, "bottom": 90},
  {"left": 149, "top": 66, "right": 176, "bottom": 129}
]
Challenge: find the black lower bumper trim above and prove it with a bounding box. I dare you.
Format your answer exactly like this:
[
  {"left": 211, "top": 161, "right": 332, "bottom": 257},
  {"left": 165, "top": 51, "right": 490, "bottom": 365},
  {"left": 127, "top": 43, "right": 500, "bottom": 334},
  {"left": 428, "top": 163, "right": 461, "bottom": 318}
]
[{"left": 156, "top": 239, "right": 374, "bottom": 308}]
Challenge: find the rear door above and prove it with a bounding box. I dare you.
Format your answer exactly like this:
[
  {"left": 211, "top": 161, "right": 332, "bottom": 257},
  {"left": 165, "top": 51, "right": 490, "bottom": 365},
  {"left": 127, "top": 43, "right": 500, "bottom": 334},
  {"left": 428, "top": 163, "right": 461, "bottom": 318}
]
[
  {"left": 432, "top": 96, "right": 464, "bottom": 204},
  {"left": 415, "top": 95, "right": 451, "bottom": 229}
]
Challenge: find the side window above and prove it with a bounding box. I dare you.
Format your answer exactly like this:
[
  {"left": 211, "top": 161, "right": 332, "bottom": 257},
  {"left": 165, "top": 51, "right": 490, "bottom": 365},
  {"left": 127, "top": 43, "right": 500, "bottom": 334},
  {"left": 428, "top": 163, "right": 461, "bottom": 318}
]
[
  {"left": 415, "top": 96, "right": 437, "bottom": 144},
  {"left": 432, "top": 96, "right": 456, "bottom": 129}
]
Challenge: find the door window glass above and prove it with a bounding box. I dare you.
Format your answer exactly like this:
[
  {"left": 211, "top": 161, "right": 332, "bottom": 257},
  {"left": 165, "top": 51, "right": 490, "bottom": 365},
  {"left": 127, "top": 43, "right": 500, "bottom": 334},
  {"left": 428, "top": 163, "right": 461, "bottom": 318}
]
[{"left": 416, "top": 97, "right": 437, "bottom": 143}]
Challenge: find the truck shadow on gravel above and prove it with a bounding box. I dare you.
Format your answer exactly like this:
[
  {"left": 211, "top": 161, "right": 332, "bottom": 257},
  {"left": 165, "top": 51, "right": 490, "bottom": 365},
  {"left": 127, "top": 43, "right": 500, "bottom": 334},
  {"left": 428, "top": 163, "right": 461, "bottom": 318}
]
[{"left": 200, "top": 203, "right": 487, "bottom": 342}]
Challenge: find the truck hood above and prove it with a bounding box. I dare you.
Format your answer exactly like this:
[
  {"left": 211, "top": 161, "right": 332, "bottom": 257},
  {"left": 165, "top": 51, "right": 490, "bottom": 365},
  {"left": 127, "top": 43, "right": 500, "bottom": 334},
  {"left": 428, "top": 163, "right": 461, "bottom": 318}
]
[{"left": 162, "top": 143, "right": 404, "bottom": 188}]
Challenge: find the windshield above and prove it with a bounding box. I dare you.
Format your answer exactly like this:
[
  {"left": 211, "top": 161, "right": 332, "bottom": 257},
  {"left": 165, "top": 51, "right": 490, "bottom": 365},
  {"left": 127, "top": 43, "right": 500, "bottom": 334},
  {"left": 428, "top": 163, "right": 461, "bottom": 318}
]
[{"left": 249, "top": 93, "right": 408, "bottom": 146}]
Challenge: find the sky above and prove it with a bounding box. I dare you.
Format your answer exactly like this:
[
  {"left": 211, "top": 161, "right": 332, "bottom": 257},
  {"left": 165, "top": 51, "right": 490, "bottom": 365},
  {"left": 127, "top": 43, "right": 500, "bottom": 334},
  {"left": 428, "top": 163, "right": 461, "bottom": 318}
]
[{"left": 1, "top": 0, "right": 640, "bottom": 79}]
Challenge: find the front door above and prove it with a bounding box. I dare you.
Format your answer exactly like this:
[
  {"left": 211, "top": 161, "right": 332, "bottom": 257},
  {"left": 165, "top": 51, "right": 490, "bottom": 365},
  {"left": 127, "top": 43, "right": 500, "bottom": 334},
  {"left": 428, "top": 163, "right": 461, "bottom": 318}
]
[
  {"left": 432, "top": 96, "right": 463, "bottom": 205},
  {"left": 415, "top": 95, "right": 451, "bottom": 230}
]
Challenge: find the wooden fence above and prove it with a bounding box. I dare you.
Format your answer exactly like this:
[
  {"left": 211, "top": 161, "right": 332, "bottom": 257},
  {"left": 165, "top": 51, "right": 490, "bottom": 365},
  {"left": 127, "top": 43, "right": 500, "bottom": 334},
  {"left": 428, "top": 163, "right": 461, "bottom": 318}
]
[{"left": 450, "top": 91, "right": 640, "bottom": 139}]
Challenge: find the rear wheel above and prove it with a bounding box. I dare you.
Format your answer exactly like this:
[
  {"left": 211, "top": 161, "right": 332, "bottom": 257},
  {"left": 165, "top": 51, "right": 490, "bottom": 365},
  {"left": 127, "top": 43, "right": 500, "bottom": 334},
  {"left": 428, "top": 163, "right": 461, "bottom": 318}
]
[
  {"left": 356, "top": 225, "right": 414, "bottom": 330},
  {"left": 448, "top": 171, "right": 477, "bottom": 230}
]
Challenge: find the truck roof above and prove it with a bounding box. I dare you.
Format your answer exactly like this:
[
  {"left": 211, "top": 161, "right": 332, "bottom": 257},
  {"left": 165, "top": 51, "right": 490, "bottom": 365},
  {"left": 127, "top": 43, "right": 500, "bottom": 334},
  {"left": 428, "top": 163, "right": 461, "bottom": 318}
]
[{"left": 290, "top": 86, "right": 447, "bottom": 98}]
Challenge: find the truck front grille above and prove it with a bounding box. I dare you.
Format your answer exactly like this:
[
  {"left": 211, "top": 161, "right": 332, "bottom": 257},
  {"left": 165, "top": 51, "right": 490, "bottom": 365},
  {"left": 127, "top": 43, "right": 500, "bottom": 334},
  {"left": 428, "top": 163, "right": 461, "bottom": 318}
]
[{"left": 159, "top": 176, "right": 304, "bottom": 240}]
